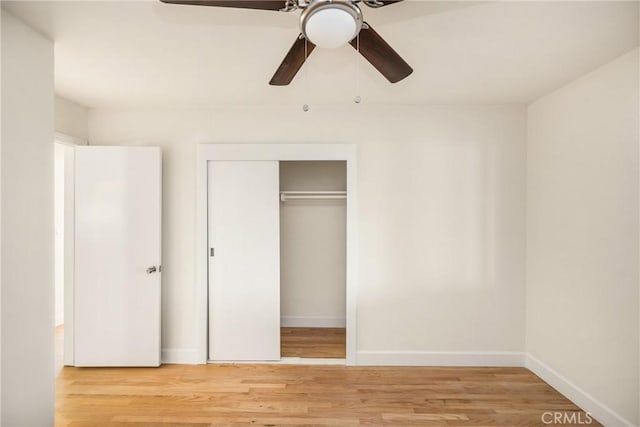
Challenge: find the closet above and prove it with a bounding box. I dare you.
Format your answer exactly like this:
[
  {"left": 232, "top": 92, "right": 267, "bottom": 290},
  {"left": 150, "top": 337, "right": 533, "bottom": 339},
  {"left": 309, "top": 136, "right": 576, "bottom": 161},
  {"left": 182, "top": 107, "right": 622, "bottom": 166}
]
[
  {"left": 279, "top": 161, "right": 347, "bottom": 359},
  {"left": 207, "top": 159, "right": 346, "bottom": 362}
]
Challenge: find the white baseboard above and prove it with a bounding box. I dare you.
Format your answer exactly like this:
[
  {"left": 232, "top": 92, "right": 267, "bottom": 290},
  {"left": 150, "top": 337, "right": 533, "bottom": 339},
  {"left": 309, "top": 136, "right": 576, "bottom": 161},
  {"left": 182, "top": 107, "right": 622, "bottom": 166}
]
[
  {"left": 161, "top": 348, "right": 201, "bottom": 365},
  {"left": 209, "top": 357, "right": 346, "bottom": 365},
  {"left": 356, "top": 350, "right": 525, "bottom": 367},
  {"left": 526, "top": 354, "right": 635, "bottom": 427},
  {"left": 281, "top": 316, "right": 346, "bottom": 328}
]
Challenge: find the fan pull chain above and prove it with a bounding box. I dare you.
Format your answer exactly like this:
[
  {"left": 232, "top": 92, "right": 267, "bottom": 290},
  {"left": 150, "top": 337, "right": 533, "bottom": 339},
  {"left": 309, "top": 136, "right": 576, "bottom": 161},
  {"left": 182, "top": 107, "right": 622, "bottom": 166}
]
[
  {"left": 302, "top": 37, "right": 310, "bottom": 112},
  {"left": 354, "top": 33, "right": 362, "bottom": 104}
]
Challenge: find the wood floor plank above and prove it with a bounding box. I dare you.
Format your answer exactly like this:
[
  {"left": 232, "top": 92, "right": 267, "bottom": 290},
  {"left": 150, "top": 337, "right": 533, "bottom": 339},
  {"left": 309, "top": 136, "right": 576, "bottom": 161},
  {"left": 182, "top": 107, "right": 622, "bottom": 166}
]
[
  {"left": 281, "top": 327, "right": 346, "bottom": 358},
  {"left": 55, "top": 364, "right": 599, "bottom": 426}
]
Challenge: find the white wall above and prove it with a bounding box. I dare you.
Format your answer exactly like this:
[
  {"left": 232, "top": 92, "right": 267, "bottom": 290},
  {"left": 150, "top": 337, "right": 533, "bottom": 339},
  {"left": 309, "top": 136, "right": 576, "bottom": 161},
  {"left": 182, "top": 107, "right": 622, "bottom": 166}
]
[
  {"left": 55, "top": 96, "right": 88, "bottom": 140},
  {"left": 88, "top": 104, "right": 527, "bottom": 363},
  {"left": 526, "top": 48, "right": 639, "bottom": 426},
  {"left": 280, "top": 161, "right": 346, "bottom": 327},
  {"left": 1, "top": 10, "right": 54, "bottom": 426}
]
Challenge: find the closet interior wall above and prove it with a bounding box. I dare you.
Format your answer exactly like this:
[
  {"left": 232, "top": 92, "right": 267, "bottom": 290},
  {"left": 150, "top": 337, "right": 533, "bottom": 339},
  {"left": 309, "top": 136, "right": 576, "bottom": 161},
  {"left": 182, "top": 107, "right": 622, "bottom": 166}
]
[{"left": 279, "top": 161, "right": 347, "bottom": 328}]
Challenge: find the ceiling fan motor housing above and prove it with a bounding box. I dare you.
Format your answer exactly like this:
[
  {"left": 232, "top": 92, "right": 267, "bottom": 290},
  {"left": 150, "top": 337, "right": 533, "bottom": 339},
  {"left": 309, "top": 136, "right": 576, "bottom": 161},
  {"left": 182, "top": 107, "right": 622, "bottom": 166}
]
[{"left": 300, "top": 0, "right": 363, "bottom": 48}]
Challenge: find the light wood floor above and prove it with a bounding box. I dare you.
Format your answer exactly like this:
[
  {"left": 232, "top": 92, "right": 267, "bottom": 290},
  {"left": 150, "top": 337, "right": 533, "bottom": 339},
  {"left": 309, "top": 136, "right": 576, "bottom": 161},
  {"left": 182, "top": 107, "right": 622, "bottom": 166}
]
[
  {"left": 55, "top": 364, "right": 597, "bottom": 426},
  {"left": 281, "top": 327, "right": 346, "bottom": 359}
]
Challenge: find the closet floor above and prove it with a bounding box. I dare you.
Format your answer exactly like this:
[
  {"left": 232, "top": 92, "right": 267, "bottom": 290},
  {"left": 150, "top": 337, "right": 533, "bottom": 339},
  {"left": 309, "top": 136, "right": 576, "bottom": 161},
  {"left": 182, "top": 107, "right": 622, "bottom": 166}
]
[{"left": 281, "top": 327, "right": 346, "bottom": 359}]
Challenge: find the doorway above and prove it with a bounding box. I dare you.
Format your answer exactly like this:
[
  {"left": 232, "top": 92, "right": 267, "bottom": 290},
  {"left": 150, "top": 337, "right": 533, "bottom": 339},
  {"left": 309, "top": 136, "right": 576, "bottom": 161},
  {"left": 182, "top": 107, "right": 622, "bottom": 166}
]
[
  {"left": 53, "top": 139, "right": 76, "bottom": 374},
  {"left": 279, "top": 161, "right": 346, "bottom": 360},
  {"left": 54, "top": 142, "right": 65, "bottom": 375},
  {"left": 197, "top": 143, "right": 357, "bottom": 365}
]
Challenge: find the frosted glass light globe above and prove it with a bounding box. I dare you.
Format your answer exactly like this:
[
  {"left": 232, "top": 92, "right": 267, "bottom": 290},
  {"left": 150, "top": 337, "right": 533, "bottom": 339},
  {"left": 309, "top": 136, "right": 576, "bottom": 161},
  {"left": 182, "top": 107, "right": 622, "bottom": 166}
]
[{"left": 304, "top": 7, "right": 358, "bottom": 49}]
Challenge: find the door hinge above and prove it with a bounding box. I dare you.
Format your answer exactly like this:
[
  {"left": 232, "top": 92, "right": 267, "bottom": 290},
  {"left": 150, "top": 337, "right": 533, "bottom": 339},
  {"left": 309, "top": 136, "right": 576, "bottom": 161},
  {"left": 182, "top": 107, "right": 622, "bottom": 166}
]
[{"left": 210, "top": 248, "right": 215, "bottom": 257}]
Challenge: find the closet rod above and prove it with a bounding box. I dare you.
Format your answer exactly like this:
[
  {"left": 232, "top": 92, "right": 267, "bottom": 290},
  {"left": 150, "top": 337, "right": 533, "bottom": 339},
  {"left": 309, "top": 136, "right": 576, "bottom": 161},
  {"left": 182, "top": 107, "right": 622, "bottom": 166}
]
[
  {"left": 280, "top": 191, "right": 346, "bottom": 195},
  {"left": 280, "top": 190, "right": 347, "bottom": 202}
]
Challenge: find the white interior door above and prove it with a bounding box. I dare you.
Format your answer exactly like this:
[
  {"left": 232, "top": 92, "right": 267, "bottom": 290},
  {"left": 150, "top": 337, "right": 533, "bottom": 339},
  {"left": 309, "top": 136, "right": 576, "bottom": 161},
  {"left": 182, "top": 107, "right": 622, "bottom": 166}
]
[
  {"left": 74, "top": 146, "right": 162, "bottom": 366},
  {"left": 208, "top": 161, "right": 280, "bottom": 361}
]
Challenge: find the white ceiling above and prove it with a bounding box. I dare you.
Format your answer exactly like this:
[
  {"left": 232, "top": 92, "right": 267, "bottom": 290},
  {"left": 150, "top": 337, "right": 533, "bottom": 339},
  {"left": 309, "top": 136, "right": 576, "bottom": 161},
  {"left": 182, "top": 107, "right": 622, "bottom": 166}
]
[{"left": 3, "top": 0, "right": 638, "bottom": 108}]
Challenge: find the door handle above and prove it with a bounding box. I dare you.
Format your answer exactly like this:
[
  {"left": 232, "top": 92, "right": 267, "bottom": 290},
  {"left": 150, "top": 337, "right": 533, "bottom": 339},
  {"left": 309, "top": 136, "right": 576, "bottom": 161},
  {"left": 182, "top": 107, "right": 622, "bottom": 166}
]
[{"left": 146, "top": 266, "right": 157, "bottom": 274}]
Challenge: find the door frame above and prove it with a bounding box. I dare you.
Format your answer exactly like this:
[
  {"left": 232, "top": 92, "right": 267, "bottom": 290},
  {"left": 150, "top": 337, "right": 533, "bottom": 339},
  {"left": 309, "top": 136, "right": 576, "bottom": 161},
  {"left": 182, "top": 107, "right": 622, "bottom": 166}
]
[
  {"left": 196, "top": 144, "right": 358, "bottom": 365},
  {"left": 55, "top": 133, "right": 85, "bottom": 367}
]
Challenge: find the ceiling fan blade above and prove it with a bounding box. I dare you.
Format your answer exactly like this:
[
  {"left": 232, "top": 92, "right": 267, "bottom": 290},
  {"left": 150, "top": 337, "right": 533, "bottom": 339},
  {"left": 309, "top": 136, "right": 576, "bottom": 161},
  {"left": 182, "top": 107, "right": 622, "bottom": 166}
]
[
  {"left": 363, "top": 0, "right": 404, "bottom": 7},
  {"left": 159, "top": 0, "right": 288, "bottom": 11},
  {"left": 349, "top": 23, "right": 413, "bottom": 83},
  {"left": 269, "top": 35, "right": 316, "bottom": 86}
]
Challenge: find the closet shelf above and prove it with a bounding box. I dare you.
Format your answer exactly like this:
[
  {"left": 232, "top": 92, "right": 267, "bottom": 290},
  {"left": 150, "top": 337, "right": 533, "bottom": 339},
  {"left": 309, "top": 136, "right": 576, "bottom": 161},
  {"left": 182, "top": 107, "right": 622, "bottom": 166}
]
[{"left": 280, "top": 190, "right": 347, "bottom": 202}]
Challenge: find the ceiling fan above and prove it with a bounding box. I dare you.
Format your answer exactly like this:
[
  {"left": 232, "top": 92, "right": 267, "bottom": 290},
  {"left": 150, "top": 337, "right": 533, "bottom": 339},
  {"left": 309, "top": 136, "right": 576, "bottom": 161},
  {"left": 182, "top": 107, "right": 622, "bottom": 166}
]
[{"left": 159, "top": 0, "right": 413, "bottom": 85}]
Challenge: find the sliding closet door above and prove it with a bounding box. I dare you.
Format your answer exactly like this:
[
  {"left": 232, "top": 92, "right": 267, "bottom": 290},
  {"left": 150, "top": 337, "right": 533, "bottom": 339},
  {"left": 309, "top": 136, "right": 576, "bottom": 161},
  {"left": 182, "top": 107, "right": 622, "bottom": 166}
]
[{"left": 208, "top": 161, "right": 280, "bottom": 361}]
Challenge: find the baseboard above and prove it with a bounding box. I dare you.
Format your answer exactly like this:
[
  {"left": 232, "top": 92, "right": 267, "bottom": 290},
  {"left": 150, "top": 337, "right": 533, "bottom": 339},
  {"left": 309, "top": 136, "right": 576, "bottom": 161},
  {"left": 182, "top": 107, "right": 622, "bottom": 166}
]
[
  {"left": 281, "top": 316, "right": 346, "bottom": 328},
  {"left": 161, "top": 348, "right": 201, "bottom": 365},
  {"left": 526, "top": 354, "right": 636, "bottom": 427},
  {"left": 356, "top": 350, "right": 525, "bottom": 367},
  {"left": 209, "top": 357, "right": 346, "bottom": 365}
]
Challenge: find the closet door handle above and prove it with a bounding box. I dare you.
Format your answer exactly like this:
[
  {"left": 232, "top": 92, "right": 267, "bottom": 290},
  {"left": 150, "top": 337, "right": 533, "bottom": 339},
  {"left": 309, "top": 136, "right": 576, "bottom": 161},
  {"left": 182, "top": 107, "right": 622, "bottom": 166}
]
[{"left": 146, "top": 266, "right": 157, "bottom": 274}]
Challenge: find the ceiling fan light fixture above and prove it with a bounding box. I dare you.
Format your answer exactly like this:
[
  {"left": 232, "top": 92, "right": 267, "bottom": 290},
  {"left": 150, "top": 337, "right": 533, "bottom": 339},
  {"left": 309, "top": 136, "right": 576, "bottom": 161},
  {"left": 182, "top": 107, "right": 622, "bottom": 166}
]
[{"left": 300, "top": 1, "right": 363, "bottom": 49}]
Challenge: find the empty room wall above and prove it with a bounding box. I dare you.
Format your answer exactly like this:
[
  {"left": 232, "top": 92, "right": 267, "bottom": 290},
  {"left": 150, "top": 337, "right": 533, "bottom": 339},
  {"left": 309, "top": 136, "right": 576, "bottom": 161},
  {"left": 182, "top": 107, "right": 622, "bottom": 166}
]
[
  {"left": 280, "top": 161, "right": 347, "bottom": 327},
  {"left": 1, "top": 10, "right": 55, "bottom": 425},
  {"left": 526, "top": 48, "right": 639, "bottom": 425},
  {"left": 88, "top": 104, "right": 527, "bottom": 364}
]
